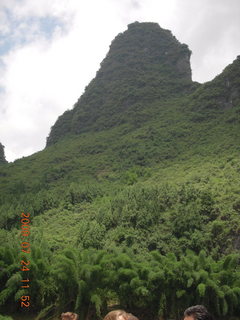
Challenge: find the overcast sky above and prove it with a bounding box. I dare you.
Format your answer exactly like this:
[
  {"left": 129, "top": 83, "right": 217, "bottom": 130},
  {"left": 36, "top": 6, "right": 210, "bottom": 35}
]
[{"left": 0, "top": 0, "right": 240, "bottom": 162}]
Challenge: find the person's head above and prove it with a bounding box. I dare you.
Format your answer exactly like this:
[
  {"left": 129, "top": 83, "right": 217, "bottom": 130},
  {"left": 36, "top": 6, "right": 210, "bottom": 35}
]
[
  {"left": 103, "top": 310, "right": 139, "bottom": 320},
  {"left": 61, "top": 312, "right": 79, "bottom": 320},
  {"left": 103, "top": 310, "right": 128, "bottom": 320},
  {"left": 184, "top": 305, "right": 213, "bottom": 320}
]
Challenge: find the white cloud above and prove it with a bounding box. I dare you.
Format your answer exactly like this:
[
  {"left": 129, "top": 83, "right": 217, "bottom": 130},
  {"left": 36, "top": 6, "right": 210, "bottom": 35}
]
[
  {"left": 0, "top": 0, "right": 240, "bottom": 161},
  {"left": 172, "top": 0, "right": 240, "bottom": 82},
  {"left": 0, "top": 0, "right": 129, "bottom": 161},
  {"left": 0, "top": 9, "right": 11, "bottom": 35}
]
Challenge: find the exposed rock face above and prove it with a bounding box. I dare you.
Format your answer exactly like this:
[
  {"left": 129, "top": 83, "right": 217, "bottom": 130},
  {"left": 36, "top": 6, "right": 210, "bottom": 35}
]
[
  {"left": 46, "top": 22, "right": 193, "bottom": 146},
  {"left": 98, "top": 22, "right": 192, "bottom": 82},
  {"left": 0, "top": 143, "right": 7, "bottom": 164},
  {"left": 176, "top": 46, "right": 192, "bottom": 79}
]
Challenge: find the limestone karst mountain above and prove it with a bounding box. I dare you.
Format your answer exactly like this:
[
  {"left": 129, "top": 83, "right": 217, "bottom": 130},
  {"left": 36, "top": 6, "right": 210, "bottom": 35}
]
[
  {"left": 0, "top": 21, "right": 239, "bottom": 198},
  {"left": 0, "top": 22, "right": 240, "bottom": 319},
  {"left": 46, "top": 22, "right": 195, "bottom": 146}
]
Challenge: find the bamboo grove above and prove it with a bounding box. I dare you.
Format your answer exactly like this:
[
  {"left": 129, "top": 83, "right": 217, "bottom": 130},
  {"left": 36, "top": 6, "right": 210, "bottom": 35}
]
[
  {"left": 0, "top": 244, "right": 240, "bottom": 320},
  {"left": 0, "top": 174, "right": 240, "bottom": 320}
]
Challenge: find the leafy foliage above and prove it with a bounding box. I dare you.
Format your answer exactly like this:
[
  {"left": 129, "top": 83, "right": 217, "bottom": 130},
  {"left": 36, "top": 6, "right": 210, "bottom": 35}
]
[
  {"left": 0, "top": 22, "right": 240, "bottom": 320},
  {"left": 0, "top": 143, "right": 7, "bottom": 164}
]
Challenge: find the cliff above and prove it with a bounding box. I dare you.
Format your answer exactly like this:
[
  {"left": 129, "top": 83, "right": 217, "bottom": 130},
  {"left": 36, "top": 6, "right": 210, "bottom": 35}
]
[{"left": 46, "top": 22, "right": 193, "bottom": 146}]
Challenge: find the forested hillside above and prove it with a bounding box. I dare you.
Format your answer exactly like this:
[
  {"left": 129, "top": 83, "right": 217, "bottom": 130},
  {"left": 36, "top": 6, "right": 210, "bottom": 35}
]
[
  {"left": 0, "top": 143, "right": 7, "bottom": 164},
  {"left": 0, "top": 22, "right": 240, "bottom": 320}
]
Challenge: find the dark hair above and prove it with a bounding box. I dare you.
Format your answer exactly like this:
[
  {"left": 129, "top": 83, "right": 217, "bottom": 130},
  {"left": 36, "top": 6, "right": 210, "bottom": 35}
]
[{"left": 184, "top": 305, "right": 213, "bottom": 320}]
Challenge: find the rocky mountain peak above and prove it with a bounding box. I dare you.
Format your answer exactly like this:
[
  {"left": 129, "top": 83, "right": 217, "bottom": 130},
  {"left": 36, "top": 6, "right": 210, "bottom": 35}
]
[
  {"left": 47, "top": 22, "right": 193, "bottom": 146},
  {"left": 99, "top": 21, "right": 192, "bottom": 81}
]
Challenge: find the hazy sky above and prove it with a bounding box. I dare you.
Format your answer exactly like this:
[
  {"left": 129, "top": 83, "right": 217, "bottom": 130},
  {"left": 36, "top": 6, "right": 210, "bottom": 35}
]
[{"left": 0, "top": 0, "right": 240, "bottom": 162}]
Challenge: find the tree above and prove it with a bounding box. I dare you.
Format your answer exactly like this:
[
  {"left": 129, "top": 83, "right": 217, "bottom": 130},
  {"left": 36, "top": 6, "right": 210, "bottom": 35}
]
[{"left": 0, "top": 143, "right": 7, "bottom": 164}]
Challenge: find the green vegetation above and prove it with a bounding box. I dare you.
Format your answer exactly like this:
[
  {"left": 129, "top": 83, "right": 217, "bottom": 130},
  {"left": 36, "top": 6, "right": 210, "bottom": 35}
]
[
  {"left": 0, "top": 315, "right": 13, "bottom": 320},
  {"left": 0, "top": 22, "right": 240, "bottom": 320},
  {"left": 0, "top": 143, "right": 7, "bottom": 164},
  {"left": 0, "top": 244, "right": 240, "bottom": 320},
  {"left": 46, "top": 22, "right": 195, "bottom": 146}
]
